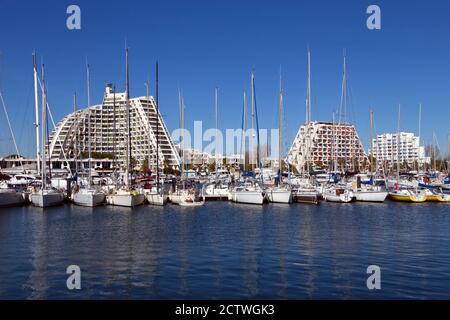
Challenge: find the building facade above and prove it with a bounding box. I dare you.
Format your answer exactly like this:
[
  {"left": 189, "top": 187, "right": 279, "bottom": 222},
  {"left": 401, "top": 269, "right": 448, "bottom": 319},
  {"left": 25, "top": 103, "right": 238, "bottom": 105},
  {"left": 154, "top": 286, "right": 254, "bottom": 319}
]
[
  {"left": 369, "top": 132, "right": 429, "bottom": 168},
  {"left": 288, "top": 121, "right": 369, "bottom": 172},
  {"left": 47, "top": 85, "right": 180, "bottom": 172}
]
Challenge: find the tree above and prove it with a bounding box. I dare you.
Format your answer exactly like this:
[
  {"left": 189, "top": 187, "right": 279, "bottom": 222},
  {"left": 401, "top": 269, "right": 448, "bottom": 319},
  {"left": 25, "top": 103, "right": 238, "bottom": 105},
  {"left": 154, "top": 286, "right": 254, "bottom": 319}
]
[
  {"left": 130, "top": 157, "right": 138, "bottom": 170},
  {"left": 314, "top": 160, "right": 324, "bottom": 169},
  {"left": 141, "top": 159, "right": 149, "bottom": 173}
]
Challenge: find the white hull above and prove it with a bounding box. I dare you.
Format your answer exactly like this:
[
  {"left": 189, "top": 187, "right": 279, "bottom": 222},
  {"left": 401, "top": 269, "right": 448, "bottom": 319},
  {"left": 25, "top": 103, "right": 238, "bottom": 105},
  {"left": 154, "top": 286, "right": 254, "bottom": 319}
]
[
  {"left": 73, "top": 190, "right": 106, "bottom": 207},
  {"left": 31, "top": 190, "right": 65, "bottom": 207},
  {"left": 106, "top": 192, "right": 145, "bottom": 207},
  {"left": 0, "top": 189, "right": 26, "bottom": 207},
  {"left": 146, "top": 192, "right": 168, "bottom": 206},
  {"left": 170, "top": 192, "right": 204, "bottom": 207},
  {"left": 354, "top": 191, "right": 388, "bottom": 202},
  {"left": 203, "top": 186, "right": 230, "bottom": 200},
  {"left": 233, "top": 190, "right": 265, "bottom": 205},
  {"left": 324, "top": 190, "right": 354, "bottom": 203},
  {"left": 266, "top": 189, "right": 292, "bottom": 204}
]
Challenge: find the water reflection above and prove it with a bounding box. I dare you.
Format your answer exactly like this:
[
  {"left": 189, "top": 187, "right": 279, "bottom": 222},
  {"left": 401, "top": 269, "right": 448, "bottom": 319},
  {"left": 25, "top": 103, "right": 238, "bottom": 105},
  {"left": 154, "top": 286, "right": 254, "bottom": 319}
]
[{"left": 0, "top": 201, "right": 449, "bottom": 299}]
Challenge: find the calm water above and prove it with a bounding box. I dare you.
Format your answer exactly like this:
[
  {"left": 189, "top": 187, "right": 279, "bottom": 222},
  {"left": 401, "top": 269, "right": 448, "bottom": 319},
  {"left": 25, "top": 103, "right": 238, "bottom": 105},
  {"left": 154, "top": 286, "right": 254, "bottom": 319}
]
[{"left": 0, "top": 201, "right": 449, "bottom": 299}]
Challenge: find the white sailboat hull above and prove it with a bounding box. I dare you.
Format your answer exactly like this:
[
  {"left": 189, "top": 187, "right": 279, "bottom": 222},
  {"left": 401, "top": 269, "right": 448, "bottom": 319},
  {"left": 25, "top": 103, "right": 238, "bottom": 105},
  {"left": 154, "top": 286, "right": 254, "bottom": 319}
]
[
  {"left": 106, "top": 192, "right": 145, "bottom": 207},
  {"left": 31, "top": 190, "right": 65, "bottom": 207},
  {"left": 266, "top": 189, "right": 292, "bottom": 204},
  {"left": 324, "top": 190, "right": 354, "bottom": 203},
  {"left": 73, "top": 190, "right": 106, "bottom": 207},
  {"left": 146, "top": 192, "right": 168, "bottom": 206},
  {"left": 233, "top": 190, "right": 265, "bottom": 205},
  {"left": 354, "top": 191, "right": 388, "bottom": 202},
  {"left": 0, "top": 189, "right": 26, "bottom": 207},
  {"left": 170, "top": 192, "right": 204, "bottom": 207}
]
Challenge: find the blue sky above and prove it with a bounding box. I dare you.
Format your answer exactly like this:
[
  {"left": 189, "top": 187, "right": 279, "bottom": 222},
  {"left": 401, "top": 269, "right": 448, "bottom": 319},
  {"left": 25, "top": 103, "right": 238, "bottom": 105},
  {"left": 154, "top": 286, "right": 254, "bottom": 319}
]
[{"left": 0, "top": 0, "right": 449, "bottom": 158}]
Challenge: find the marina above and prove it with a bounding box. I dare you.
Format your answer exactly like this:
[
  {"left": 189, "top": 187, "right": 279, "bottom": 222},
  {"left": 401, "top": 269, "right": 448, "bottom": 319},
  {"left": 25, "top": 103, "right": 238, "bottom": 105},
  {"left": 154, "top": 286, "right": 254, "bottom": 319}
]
[{"left": 1, "top": 0, "right": 450, "bottom": 302}]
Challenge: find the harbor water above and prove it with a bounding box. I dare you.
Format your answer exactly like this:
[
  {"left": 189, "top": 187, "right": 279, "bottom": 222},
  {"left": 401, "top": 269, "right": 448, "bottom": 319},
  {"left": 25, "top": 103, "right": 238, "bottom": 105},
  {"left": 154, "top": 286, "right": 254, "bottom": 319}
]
[{"left": 0, "top": 201, "right": 449, "bottom": 299}]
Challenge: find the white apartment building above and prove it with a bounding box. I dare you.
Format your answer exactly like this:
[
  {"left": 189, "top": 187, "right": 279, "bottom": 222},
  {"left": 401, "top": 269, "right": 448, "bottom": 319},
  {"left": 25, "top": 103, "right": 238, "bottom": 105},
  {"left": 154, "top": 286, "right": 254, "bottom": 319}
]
[
  {"left": 47, "top": 84, "right": 180, "bottom": 172},
  {"left": 288, "top": 121, "right": 369, "bottom": 172},
  {"left": 369, "top": 132, "right": 429, "bottom": 167},
  {"left": 180, "top": 148, "right": 242, "bottom": 167}
]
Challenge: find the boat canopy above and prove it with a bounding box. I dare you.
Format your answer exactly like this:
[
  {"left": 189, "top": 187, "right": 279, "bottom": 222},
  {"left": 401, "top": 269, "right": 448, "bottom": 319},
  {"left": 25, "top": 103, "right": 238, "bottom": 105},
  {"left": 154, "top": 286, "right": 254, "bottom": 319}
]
[{"left": 242, "top": 171, "right": 255, "bottom": 178}]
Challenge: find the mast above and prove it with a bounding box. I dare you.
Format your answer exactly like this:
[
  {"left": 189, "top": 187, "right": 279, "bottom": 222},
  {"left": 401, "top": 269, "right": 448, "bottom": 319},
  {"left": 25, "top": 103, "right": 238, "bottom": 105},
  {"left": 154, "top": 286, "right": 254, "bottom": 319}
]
[
  {"left": 215, "top": 86, "right": 219, "bottom": 178},
  {"left": 251, "top": 71, "right": 261, "bottom": 179},
  {"left": 418, "top": 103, "right": 422, "bottom": 172},
  {"left": 182, "top": 96, "right": 186, "bottom": 179},
  {"left": 376, "top": 133, "right": 379, "bottom": 173},
  {"left": 278, "top": 70, "right": 283, "bottom": 184},
  {"left": 251, "top": 71, "right": 255, "bottom": 172},
  {"left": 433, "top": 131, "right": 436, "bottom": 172},
  {"left": 307, "top": 48, "right": 311, "bottom": 124},
  {"left": 125, "top": 47, "right": 131, "bottom": 189},
  {"left": 74, "top": 93, "right": 78, "bottom": 174},
  {"left": 339, "top": 51, "right": 347, "bottom": 124},
  {"left": 332, "top": 111, "right": 337, "bottom": 172},
  {"left": 242, "top": 90, "right": 247, "bottom": 173},
  {"left": 33, "top": 52, "right": 41, "bottom": 175},
  {"left": 156, "top": 61, "right": 160, "bottom": 193},
  {"left": 145, "top": 80, "right": 150, "bottom": 172},
  {"left": 178, "top": 90, "right": 185, "bottom": 179},
  {"left": 112, "top": 85, "right": 117, "bottom": 171},
  {"left": 397, "top": 104, "right": 401, "bottom": 182},
  {"left": 86, "top": 63, "right": 92, "bottom": 188},
  {"left": 305, "top": 48, "right": 312, "bottom": 174},
  {"left": 178, "top": 89, "right": 182, "bottom": 178},
  {"left": 370, "top": 108, "right": 373, "bottom": 173},
  {"left": 41, "top": 64, "right": 46, "bottom": 190}
]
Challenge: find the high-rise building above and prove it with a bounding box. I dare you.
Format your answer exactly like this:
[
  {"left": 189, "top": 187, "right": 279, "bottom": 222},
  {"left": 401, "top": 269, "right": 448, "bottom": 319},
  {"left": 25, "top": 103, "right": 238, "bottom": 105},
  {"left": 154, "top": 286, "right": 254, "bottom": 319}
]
[
  {"left": 369, "top": 132, "right": 429, "bottom": 168},
  {"left": 288, "top": 121, "right": 369, "bottom": 172},
  {"left": 46, "top": 85, "right": 180, "bottom": 172}
]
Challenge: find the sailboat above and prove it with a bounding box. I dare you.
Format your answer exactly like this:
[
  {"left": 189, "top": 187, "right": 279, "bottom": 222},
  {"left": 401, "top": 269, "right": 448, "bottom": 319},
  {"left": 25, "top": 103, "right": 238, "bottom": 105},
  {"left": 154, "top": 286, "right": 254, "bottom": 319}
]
[
  {"left": 106, "top": 48, "right": 145, "bottom": 207},
  {"left": 388, "top": 105, "right": 424, "bottom": 203},
  {"left": 322, "top": 54, "right": 355, "bottom": 203},
  {"left": 72, "top": 63, "right": 106, "bottom": 207},
  {"left": 169, "top": 90, "right": 204, "bottom": 207},
  {"left": 353, "top": 110, "right": 387, "bottom": 202},
  {"left": 266, "top": 70, "right": 291, "bottom": 204},
  {"left": 0, "top": 72, "right": 26, "bottom": 207},
  {"left": 145, "top": 62, "right": 168, "bottom": 206},
  {"left": 290, "top": 49, "right": 321, "bottom": 204},
  {"left": 0, "top": 183, "right": 26, "bottom": 207},
  {"left": 30, "top": 62, "right": 65, "bottom": 207},
  {"left": 231, "top": 71, "right": 266, "bottom": 205},
  {"left": 202, "top": 87, "right": 230, "bottom": 201}
]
